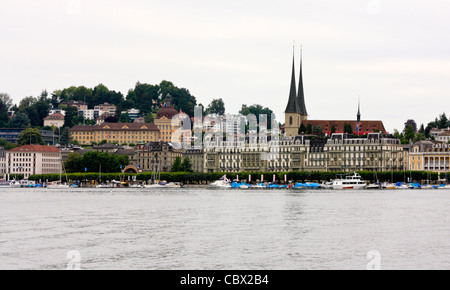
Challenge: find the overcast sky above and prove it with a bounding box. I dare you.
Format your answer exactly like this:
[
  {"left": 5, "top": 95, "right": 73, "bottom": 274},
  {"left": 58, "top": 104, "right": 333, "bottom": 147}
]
[{"left": 1, "top": 0, "right": 449, "bottom": 132}]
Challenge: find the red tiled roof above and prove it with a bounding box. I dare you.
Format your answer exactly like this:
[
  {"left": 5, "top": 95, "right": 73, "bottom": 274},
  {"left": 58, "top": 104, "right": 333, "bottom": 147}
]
[
  {"left": 302, "top": 120, "right": 387, "bottom": 134},
  {"left": 9, "top": 145, "right": 60, "bottom": 153},
  {"left": 70, "top": 123, "right": 160, "bottom": 132},
  {"left": 44, "top": 113, "right": 65, "bottom": 120},
  {"left": 439, "top": 131, "right": 450, "bottom": 137}
]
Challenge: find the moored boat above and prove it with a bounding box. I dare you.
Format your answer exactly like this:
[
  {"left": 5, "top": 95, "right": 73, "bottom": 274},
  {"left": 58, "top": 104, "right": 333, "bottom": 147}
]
[{"left": 330, "top": 172, "right": 367, "bottom": 190}]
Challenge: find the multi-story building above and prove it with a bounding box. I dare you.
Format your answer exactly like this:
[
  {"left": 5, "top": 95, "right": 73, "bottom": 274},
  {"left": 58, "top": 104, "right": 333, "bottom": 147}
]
[
  {"left": 78, "top": 109, "right": 108, "bottom": 121},
  {"left": 409, "top": 141, "right": 450, "bottom": 172},
  {"left": 122, "top": 109, "right": 141, "bottom": 122},
  {"left": 94, "top": 103, "right": 117, "bottom": 116},
  {"left": 0, "top": 147, "right": 6, "bottom": 178},
  {"left": 436, "top": 130, "right": 450, "bottom": 143},
  {"left": 129, "top": 142, "right": 183, "bottom": 173},
  {"left": 183, "top": 149, "right": 204, "bottom": 173},
  {"left": 44, "top": 113, "right": 65, "bottom": 128},
  {"left": 154, "top": 95, "right": 183, "bottom": 143},
  {"left": 6, "top": 145, "right": 61, "bottom": 180},
  {"left": 200, "top": 133, "right": 404, "bottom": 173},
  {"left": 61, "top": 101, "right": 88, "bottom": 111},
  {"left": 0, "top": 128, "right": 58, "bottom": 145},
  {"left": 70, "top": 123, "right": 160, "bottom": 145},
  {"left": 318, "top": 133, "right": 405, "bottom": 172}
]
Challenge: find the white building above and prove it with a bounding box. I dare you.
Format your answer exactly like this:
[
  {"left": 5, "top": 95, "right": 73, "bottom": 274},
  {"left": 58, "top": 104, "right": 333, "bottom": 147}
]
[
  {"left": 437, "top": 130, "right": 450, "bottom": 143},
  {"left": 43, "top": 113, "right": 65, "bottom": 128},
  {"left": 49, "top": 108, "right": 66, "bottom": 116},
  {"left": 6, "top": 145, "right": 61, "bottom": 180},
  {"left": 79, "top": 109, "right": 108, "bottom": 121}
]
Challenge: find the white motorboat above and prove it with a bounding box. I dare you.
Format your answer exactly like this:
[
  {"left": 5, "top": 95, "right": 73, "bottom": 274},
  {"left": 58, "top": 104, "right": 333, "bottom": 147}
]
[
  {"left": 144, "top": 183, "right": 167, "bottom": 188},
  {"left": 47, "top": 181, "right": 69, "bottom": 189},
  {"left": 366, "top": 183, "right": 382, "bottom": 190},
  {"left": 396, "top": 184, "right": 409, "bottom": 189},
  {"left": 210, "top": 175, "right": 231, "bottom": 189},
  {"left": 0, "top": 180, "right": 21, "bottom": 188},
  {"left": 330, "top": 172, "right": 367, "bottom": 190}
]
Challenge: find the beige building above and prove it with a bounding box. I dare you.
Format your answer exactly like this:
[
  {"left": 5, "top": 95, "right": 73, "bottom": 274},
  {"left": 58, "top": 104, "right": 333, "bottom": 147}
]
[
  {"left": 70, "top": 123, "right": 160, "bottom": 145},
  {"left": 154, "top": 95, "right": 190, "bottom": 143},
  {"left": 44, "top": 113, "right": 65, "bottom": 128},
  {"left": 200, "top": 133, "right": 404, "bottom": 173},
  {"left": 409, "top": 141, "right": 450, "bottom": 172},
  {"left": 6, "top": 145, "right": 61, "bottom": 179},
  {"left": 129, "top": 142, "right": 183, "bottom": 173},
  {"left": 94, "top": 102, "right": 117, "bottom": 116}
]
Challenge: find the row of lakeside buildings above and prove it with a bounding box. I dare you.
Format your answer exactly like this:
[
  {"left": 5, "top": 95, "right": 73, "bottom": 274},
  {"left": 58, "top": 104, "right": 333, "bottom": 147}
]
[{"left": 1, "top": 135, "right": 449, "bottom": 180}]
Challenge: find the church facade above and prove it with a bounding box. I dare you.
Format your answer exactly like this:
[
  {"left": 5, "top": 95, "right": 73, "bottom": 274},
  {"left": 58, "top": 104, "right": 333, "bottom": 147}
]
[{"left": 284, "top": 50, "right": 386, "bottom": 137}]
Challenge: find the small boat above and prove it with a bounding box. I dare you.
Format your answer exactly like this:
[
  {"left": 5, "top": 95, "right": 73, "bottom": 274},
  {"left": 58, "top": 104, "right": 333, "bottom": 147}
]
[
  {"left": 47, "top": 181, "right": 69, "bottom": 189},
  {"left": 384, "top": 183, "right": 396, "bottom": 190},
  {"left": 252, "top": 183, "right": 266, "bottom": 189},
  {"left": 421, "top": 185, "right": 434, "bottom": 190},
  {"left": 367, "top": 183, "right": 382, "bottom": 190},
  {"left": 330, "top": 172, "right": 367, "bottom": 190},
  {"left": 210, "top": 175, "right": 231, "bottom": 189},
  {"left": 0, "top": 180, "right": 22, "bottom": 188}
]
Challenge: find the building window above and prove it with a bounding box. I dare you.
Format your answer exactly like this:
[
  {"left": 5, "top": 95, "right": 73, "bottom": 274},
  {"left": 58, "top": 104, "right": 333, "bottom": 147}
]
[{"left": 289, "top": 116, "right": 293, "bottom": 126}]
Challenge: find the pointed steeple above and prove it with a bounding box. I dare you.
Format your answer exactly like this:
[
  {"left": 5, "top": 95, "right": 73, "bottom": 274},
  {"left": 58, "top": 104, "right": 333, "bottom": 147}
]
[
  {"left": 285, "top": 50, "right": 300, "bottom": 114},
  {"left": 357, "top": 98, "right": 361, "bottom": 123},
  {"left": 297, "top": 47, "right": 308, "bottom": 116}
]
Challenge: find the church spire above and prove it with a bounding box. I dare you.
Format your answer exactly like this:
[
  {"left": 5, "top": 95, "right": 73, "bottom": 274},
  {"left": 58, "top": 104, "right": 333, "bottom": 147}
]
[
  {"left": 285, "top": 49, "right": 299, "bottom": 114},
  {"left": 357, "top": 97, "right": 361, "bottom": 122},
  {"left": 297, "top": 46, "right": 308, "bottom": 116}
]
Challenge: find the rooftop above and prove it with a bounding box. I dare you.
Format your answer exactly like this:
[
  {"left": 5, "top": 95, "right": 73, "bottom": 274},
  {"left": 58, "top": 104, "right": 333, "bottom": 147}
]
[
  {"left": 9, "top": 145, "right": 60, "bottom": 153},
  {"left": 70, "top": 123, "right": 160, "bottom": 132}
]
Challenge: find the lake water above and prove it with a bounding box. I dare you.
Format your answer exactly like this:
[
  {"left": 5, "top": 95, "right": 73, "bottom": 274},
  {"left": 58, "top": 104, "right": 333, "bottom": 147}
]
[{"left": 0, "top": 187, "right": 449, "bottom": 270}]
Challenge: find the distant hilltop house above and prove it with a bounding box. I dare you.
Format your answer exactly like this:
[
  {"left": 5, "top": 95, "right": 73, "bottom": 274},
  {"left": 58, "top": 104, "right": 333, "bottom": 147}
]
[
  {"left": 283, "top": 49, "right": 386, "bottom": 137},
  {"left": 436, "top": 129, "right": 450, "bottom": 143},
  {"left": 44, "top": 113, "right": 65, "bottom": 129}
]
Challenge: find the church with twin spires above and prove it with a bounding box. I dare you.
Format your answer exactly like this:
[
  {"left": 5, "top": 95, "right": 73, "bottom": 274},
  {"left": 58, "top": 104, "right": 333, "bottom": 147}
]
[{"left": 284, "top": 49, "right": 386, "bottom": 137}]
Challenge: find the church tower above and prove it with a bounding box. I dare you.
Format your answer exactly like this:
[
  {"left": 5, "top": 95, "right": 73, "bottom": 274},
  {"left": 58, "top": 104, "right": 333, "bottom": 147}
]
[
  {"left": 284, "top": 52, "right": 301, "bottom": 137},
  {"left": 297, "top": 48, "right": 308, "bottom": 122}
]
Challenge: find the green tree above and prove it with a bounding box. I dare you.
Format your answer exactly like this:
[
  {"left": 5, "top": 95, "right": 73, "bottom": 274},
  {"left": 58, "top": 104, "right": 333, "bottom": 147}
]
[
  {"left": 404, "top": 125, "right": 415, "bottom": 142},
  {"left": 298, "top": 123, "right": 307, "bottom": 135},
  {"left": 0, "top": 93, "right": 13, "bottom": 110},
  {"left": 11, "top": 112, "right": 31, "bottom": 128},
  {"left": 239, "top": 104, "right": 275, "bottom": 130},
  {"left": 17, "top": 127, "right": 45, "bottom": 146},
  {"left": 19, "top": 96, "right": 37, "bottom": 112},
  {"left": 312, "top": 125, "right": 323, "bottom": 136},
  {"left": 419, "top": 124, "right": 425, "bottom": 134},
  {"left": 403, "top": 119, "right": 417, "bottom": 133},
  {"left": 145, "top": 113, "right": 154, "bottom": 123},
  {"left": 205, "top": 98, "right": 225, "bottom": 115},
  {"left": 64, "top": 106, "right": 79, "bottom": 128},
  {"left": 64, "top": 153, "right": 83, "bottom": 173},
  {"left": 439, "top": 113, "right": 449, "bottom": 129},
  {"left": 0, "top": 138, "right": 18, "bottom": 150},
  {"left": 59, "top": 128, "right": 70, "bottom": 146},
  {"left": 98, "top": 140, "right": 108, "bottom": 145},
  {"left": 181, "top": 157, "right": 193, "bottom": 172},
  {"left": 330, "top": 125, "right": 336, "bottom": 135},
  {"left": 119, "top": 112, "right": 131, "bottom": 123},
  {"left": 306, "top": 123, "right": 313, "bottom": 134},
  {"left": 79, "top": 151, "right": 129, "bottom": 173},
  {"left": 171, "top": 156, "right": 183, "bottom": 172},
  {"left": 0, "top": 99, "right": 10, "bottom": 127},
  {"left": 344, "top": 123, "right": 353, "bottom": 135}
]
